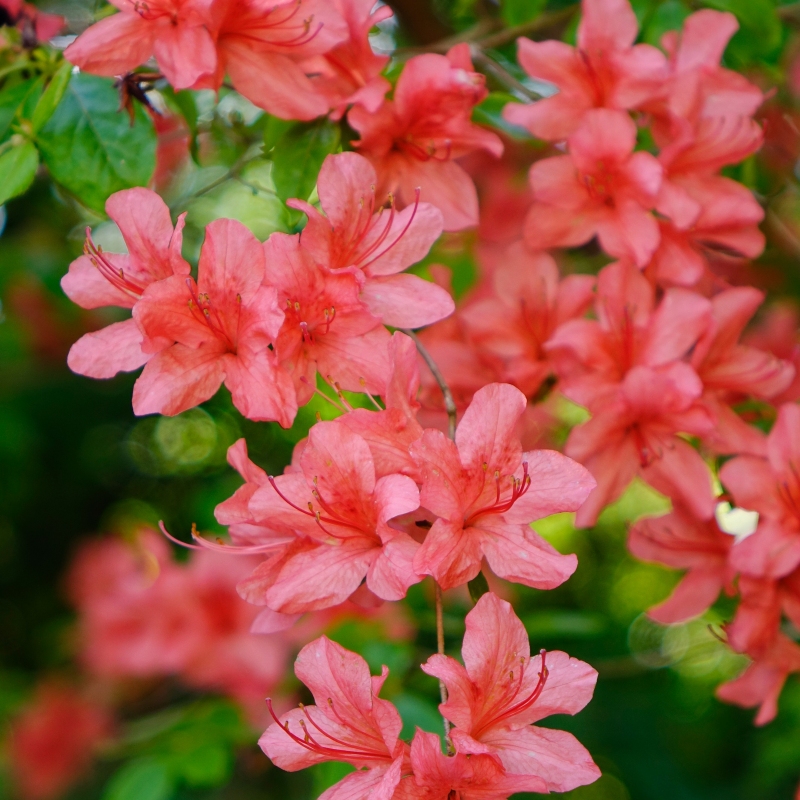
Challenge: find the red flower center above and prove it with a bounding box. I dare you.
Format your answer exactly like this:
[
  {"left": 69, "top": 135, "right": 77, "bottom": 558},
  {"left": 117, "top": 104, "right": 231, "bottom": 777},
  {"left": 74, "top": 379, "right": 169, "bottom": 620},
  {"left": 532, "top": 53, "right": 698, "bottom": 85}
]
[
  {"left": 186, "top": 279, "right": 239, "bottom": 352},
  {"left": 465, "top": 462, "right": 531, "bottom": 526},
  {"left": 472, "top": 649, "right": 549, "bottom": 738}
]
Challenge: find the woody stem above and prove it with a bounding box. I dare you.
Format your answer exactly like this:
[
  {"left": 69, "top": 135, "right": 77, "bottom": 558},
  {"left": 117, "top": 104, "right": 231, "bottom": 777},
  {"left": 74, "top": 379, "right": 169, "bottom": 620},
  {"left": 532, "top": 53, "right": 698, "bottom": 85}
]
[
  {"left": 434, "top": 581, "right": 451, "bottom": 739},
  {"left": 401, "top": 328, "right": 457, "bottom": 439}
]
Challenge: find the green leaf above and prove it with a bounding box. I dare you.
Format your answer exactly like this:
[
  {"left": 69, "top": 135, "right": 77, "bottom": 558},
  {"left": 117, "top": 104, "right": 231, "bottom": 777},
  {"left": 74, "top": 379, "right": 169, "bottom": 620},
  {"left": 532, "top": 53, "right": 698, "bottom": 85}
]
[
  {"left": 0, "top": 141, "right": 39, "bottom": 205},
  {"left": 473, "top": 92, "right": 532, "bottom": 141},
  {"left": 30, "top": 62, "right": 72, "bottom": 134},
  {"left": 0, "top": 79, "right": 39, "bottom": 143},
  {"left": 263, "top": 115, "right": 297, "bottom": 152},
  {"left": 642, "top": 1, "right": 690, "bottom": 47},
  {"left": 704, "top": 0, "right": 782, "bottom": 62},
  {"left": 468, "top": 571, "right": 490, "bottom": 603},
  {"left": 103, "top": 759, "right": 174, "bottom": 800},
  {"left": 37, "top": 73, "right": 156, "bottom": 213},
  {"left": 271, "top": 119, "right": 340, "bottom": 207},
  {"left": 501, "top": 0, "right": 546, "bottom": 26}
]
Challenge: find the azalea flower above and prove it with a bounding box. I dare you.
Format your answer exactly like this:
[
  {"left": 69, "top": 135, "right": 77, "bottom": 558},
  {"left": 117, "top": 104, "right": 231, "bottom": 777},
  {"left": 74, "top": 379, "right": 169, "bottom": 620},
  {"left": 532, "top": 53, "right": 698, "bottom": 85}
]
[
  {"left": 289, "top": 152, "right": 453, "bottom": 329},
  {"left": 503, "top": 0, "right": 667, "bottom": 141},
  {"left": 8, "top": 683, "right": 112, "bottom": 800},
  {"left": 565, "top": 363, "right": 716, "bottom": 527},
  {"left": 244, "top": 419, "right": 422, "bottom": 614},
  {"left": 349, "top": 44, "right": 503, "bottom": 231},
  {"left": 62, "top": 188, "right": 190, "bottom": 380},
  {"left": 299, "top": 0, "right": 393, "bottom": 119},
  {"left": 629, "top": 506, "right": 734, "bottom": 623},
  {"left": 546, "top": 261, "right": 711, "bottom": 410},
  {"left": 716, "top": 633, "right": 800, "bottom": 726},
  {"left": 263, "top": 232, "right": 391, "bottom": 405},
  {"left": 458, "top": 243, "right": 595, "bottom": 398},
  {"left": 198, "top": 0, "right": 348, "bottom": 119},
  {"left": 691, "top": 286, "right": 794, "bottom": 456},
  {"left": 719, "top": 403, "right": 800, "bottom": 580},
  {"left": 410, "top": 383, "right": 596, "bottom": 590},
  {"left": 422, "top": 592, "right": 600, "bottom": 793},
  {"left": 65, "top": 0, "right": 217, "bottom": 89},
  {"left": 397, "top": 729, "right": 548, "bottom": 799},
  {"left": 523, "top": 109, "right": 663, "bottom": 266},
  {"left": 260, "top": 636, "right": 406, "bottom": 800},
  {"left": 133, "top": 218, "right": 297, "bottom": 424}
]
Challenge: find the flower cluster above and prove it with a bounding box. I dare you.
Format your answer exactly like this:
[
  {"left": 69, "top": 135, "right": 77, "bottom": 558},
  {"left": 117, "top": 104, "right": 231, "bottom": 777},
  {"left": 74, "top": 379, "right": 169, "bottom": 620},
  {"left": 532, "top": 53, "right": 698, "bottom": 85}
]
[
  {"left": 56, "top": 0, "right": 800, "bottom": 791},
  {"left": 262, "top": 593, "right": 599, "bottom": 799}
]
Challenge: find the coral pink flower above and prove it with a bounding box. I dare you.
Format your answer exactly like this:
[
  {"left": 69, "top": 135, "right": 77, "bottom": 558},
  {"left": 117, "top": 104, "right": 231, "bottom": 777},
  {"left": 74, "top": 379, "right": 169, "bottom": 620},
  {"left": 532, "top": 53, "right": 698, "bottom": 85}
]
[
  {"left": 524, "top": 109, "right": 662, "bottom": 266},
  {"left": 132, "top": 218, "right": 296, "bottom": 424},
  {"left": 743, "top": 302, "right": 800, "bottom": 403},
  {"left": 410, "top": 383, "right": 596, "bottom": 590},
  {"left": 719, "top": 404, "right": 800, "bottom": 580},
  {"left": 398, "top": 729, "right": 548, "bottom": 799},
  {"left": 654, "top": 10, "right": 764, "bottom": 177},
  {"left": 503, "top": 0, "right": 667, "bottom": 141},
  {"left": 546, "top": 261, "right": 711, "bottom": 410},
  {"left": 8, "top": 683, "right": 111, "bottom": 800},
  {"left": 629, "top": 506, "right": 733, "bottom": 623},
  {"left": 459, "top": 243, "right": 595, "bottom": 398},
  {"left": 566, "top": 363, "right": 715, "bottom": 527},
  {"left": 62, "top": 188, "right": 189, "bottom": 380},
  {"left": 649, "top": 175, "right": 766, "bottom": 288},
  {"left": 691, "top": 287, "right": 794, "bottom": 455},
  {"left": 200, "top": 0, "right": 348, "bottom": 119},
  {"left": 289, "top": 152, "right": 453, "bottom": 329},
  {"left": 299, "top": 0, "right": 392, "bottom": 119},
  {"left": 724, "top": 570, "right": 800, "bottom": 656},
  {"left": 244, "top": 420, "right": 421, "bottom": 614},
  {"left": 339, "top": 331, "right": 425, "bottom": 480},
  {"left": 65, "top": 0, "right": 216, "bottom": 89},
  {"left": 349, "top": 44, "right": 503, "bottom": 231},
  {"left": 263, "top": 232, "right": 392, "bottom": 404},
  {"left": 0, "top": 0, "right": 63, "bottom": 44},
  {"left": 260, "top": 636, "right": 406, "bottom": 800},
  {"left": 423, "top": 593, "right": 600, "bottom": 793},
  {"left": 716, "top": 634, "right": 800, "bottom": 725}
]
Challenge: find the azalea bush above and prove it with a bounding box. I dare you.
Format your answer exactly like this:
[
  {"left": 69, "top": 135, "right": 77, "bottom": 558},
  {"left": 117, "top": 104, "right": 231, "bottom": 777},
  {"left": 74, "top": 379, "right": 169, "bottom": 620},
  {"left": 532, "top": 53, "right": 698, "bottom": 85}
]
[{"left": 2, "top": 0, "right": 800, "bottom": 798}]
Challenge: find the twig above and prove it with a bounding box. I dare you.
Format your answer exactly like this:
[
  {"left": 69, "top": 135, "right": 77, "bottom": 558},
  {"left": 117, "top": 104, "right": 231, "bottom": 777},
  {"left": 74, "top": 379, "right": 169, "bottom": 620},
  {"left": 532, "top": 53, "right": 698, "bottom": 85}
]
[
  {"left": 477, "top": 5, "right": 578, "bottom": 49},
  {"left": 471, "top": 47, "right": 541, "bottom": 101},
  {"left": 400, "top": 327, "right": 457, "bottom": 439},
  {"left": 434, "top": 582, "right": 450, "bottom": 739},
  {"left": 776, "top": 2, "right": 800, "bottom": 19}
]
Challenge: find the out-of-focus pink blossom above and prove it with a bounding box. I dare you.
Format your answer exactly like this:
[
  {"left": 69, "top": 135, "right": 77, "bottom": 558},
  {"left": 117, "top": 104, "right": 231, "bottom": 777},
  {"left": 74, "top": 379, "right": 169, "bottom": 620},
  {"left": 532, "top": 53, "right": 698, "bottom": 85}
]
[
  {"left": 629, "top": 506, "right": 733, "bottom": 623},
  {"left": 411, "top": 383, "right": 595, "bottom": 589},
  {"left": 289, "top": 152, "right": 453, "bottom": 329},
  {"left": 62, "top": 188, "right": 190, "bottom": 380},
  {"left": 0, "top": 0, "right": 63, "bottom": 44},
  {"left": 547, "top": 261, "right": 711, "bottom": 410},
  {"left": 504, "top": 0, "right": 667, "bottom": 141},
  {"left": 691, "top": 287, "right": 794, "bottom": 456},
  {"left": 65, "top": 0, "right": 217, "bottom": 89},
  {"left": 260, "top": 636, "right": 406, "bottom": 800},
  {"left": 349, "top": 44, "right": 503, "bottom": 231},
  {"left": 459, "top": 244, "right": 595, "bottom": 398},
  {"left": 717, "top": 634, "right": 800, "bottom": 726},
  {"left": 133, "top": 218, "right": 296, "bottom": 424},
  {"left": 743, "top": 302, "right": 800, "bottom": 403},
  {"left": 524, "top": 109, "right": 662, "bottom": 266},
  {"left": 8, "top": 683, "right": 111, "bottom": 800},
  {"left": 423, "top": 593, "right": 600, "bottom": 793},
  {"left": 720, "top": 404, "right": 800, "bottom": 580}
]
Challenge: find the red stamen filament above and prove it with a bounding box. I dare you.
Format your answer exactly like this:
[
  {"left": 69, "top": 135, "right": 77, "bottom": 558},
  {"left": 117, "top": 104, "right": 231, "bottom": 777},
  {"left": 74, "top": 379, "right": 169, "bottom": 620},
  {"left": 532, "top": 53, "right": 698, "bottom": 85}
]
[
  {"left": 84, "top": 230, "right": 146, "bottom": 299},
  {"left": 266, "top": 699, "right": 388, "bottom": 761},
  {"left": 466, "top": 462, "right": 532, "bottom": 525},
  {"left": 473, "top": 650, "right": 549, "bottom": 738},
  {"left": 360, "top": 189, "right": 422, "bottom": 270}
]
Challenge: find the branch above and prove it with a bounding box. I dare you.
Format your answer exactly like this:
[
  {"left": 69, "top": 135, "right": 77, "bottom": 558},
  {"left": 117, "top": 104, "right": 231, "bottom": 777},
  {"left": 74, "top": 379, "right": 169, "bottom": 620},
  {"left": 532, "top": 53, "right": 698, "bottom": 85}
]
[
  {"left": 400, "top": 327, "right": 457, "bottom": 440},
  {"left": 470, "top": 47, "right": 542, "bottom": 101},
  {"left": 476, "top": 5, "right": 578, "bottom": 49}
]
